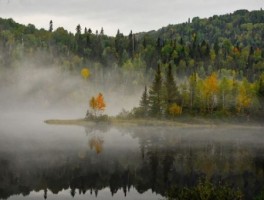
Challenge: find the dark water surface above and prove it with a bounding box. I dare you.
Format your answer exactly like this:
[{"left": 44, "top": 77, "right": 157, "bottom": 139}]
[{"left": 0, "top": 113, "right": 263, "bottom": 200}]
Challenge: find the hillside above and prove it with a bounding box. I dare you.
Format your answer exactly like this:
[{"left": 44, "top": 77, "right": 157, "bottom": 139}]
[
  {"left": 1, "top": 9, "right": 264, "bottom": 119},
  {"left": 139, "top": 9, "right": 264, "bottom": 46},
  {"left": 0, "top": 9, "right": 263, "bottom": 78}
]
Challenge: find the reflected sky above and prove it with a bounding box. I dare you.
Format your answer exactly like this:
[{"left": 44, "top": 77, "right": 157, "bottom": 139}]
[{"left": 0, "top": 113, "right": 263, "bottom": 199}]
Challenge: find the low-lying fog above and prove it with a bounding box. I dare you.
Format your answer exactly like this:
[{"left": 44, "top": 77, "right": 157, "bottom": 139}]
[{"left": 0, "top": 60, "right": 142, "bottom": 119}]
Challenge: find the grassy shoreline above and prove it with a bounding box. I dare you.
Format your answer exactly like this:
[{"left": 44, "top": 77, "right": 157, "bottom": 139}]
[{"left": 44, "top": 116, "right": 264, "bottom": 129}]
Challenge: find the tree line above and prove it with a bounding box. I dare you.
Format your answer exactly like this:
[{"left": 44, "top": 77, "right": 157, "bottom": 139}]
[
  {"left": 132, "top": 65, "right": 264, "bottom": 118},
  {"left": 1, "top": 9, "right": 264, "bottom": 118},
  {"left": 0, "top": 9, "right": 263, "bottom": 82}
]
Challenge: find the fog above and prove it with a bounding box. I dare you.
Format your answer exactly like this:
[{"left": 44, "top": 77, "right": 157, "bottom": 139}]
[
  {"left": 0, "top": 118, "right": 263, "bottom": 199},
  {"left": 0, "top": 57, "right": 143, "bottom": 120}
]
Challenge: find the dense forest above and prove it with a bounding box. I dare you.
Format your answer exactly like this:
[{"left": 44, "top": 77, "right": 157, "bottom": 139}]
[{"left": 0, "top": 9, "right": 264, "bottom": 118}]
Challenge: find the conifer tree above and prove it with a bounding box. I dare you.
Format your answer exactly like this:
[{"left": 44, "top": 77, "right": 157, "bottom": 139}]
[
  {"left": 259, "top": 73, "right": 264, "bottom": 97},
  {"left": 139, "top": 86, "right": 149, "bottom": 117},
  {"left": 165, "top": 63, "right": 180, "bottom": 116},
  {"left": 49, "top": 20, "right": 53, "bottom": 32},
  {"left": 149, "top": 64, "right": 163, "bottom": 117}
]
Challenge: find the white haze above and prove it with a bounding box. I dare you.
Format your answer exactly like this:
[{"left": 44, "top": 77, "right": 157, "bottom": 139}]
[{"left": 0, "top": 59, "right": 142, "bottom": 120}]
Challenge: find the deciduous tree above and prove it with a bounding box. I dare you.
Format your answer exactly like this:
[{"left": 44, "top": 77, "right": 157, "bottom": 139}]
[
  {"left": 81, "top": 68, "right": 90, "bottom": 79},
  {"left": 169, "top": 103, "right": 182, "bottom": 117},
  {"left": 89, "top": 93, "right": 106, "bottom": 117},
  {"left": 204, "top": 73, "right": 219, "bottom": 113}
]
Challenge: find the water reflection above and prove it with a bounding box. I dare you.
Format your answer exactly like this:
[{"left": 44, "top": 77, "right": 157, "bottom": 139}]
[{"left": 0, "top": 124, "right": 263, "bottom": 199}]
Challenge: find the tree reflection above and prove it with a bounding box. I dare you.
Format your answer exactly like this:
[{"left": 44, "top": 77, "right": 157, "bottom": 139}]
[
  {"left": 0, "top": 126, "right": 263, "bottom": 199},
  {"left": 84, "top": 124, "right": 106, "bottom": 154},
  {"left": 89, "top": 136, "right": 104, "bottom": 154}
]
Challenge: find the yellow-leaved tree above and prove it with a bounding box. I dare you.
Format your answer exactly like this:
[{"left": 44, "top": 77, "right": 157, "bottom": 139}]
[
  {"left": 203, "top": 73, "right": 219, "bottom": 113},
  {"left": 81, "top": 68, "right": 90, "bottom": 79},
  {"left": 169, "top": 103, "right": 182, "bottom": 117},
  {"left": 89, "top": 97, "right": 97, "bottom": 116},
  {"left": 236, "top": 79, "right": 253, "bottom": 114}
]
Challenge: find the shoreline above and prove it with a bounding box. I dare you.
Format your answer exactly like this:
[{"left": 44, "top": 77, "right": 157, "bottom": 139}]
[{"left": 44, "top": 117, "right": 264, "bottom": 129}]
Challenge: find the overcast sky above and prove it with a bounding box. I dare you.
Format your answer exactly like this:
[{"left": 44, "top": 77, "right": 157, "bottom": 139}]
[{"left": 0, "top": 0, "right": 263, "bottom": 36}]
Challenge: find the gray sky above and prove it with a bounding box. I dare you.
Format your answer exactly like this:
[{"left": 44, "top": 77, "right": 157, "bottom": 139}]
[{"left": 0, "top": 0, "right": 263, "bottom": 36}]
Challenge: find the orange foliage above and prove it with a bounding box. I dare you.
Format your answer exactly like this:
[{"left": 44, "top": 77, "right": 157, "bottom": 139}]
[
  {"left": 89, "top": 93, "right": 106, "bottom": 116},
  {"left": 203, "top": 73, "right": 219, "bottom": 113},
  {"left": 96, "top": 93, "right": 106, "bottom": 111},
  {"left": 89, "top": 137, "right": 104, "bottom": 154},
  {"left": 204, "top": 73, "right": 218, "bottom": 96}
]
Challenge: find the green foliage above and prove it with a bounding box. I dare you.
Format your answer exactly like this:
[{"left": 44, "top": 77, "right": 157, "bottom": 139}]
[
  {"left": 254, "top": 189, "right": 264, "bottom": 200},
  {"left": 1, "top": 9, "right": 264, "bottom": 79},
  {"left": 165, "top": 63, "right": 180, "bottom": 116},
  {"left": 0, "top": 10, "right": 264, "bottom": 120},
  {"left": 167, "top": 179, "right": 243, "bottom": 200},
  {"left": 139, "top": 86, "right": 149, "bottom": 117},
  {"left": 135, "top": 69, "right": 261, "bottom": 118},
  {"left": 148, "top": 65, "right": 163, "bottom": 117},
  {"left": 258, "top": 73, "right": 264, "bottom": 97}
]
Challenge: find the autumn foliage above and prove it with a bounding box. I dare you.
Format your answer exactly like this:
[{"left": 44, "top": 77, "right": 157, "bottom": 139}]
[
  {"left": 134, "top": 68, "right": 260, "bottom": 119},
  {"left": 89, "top": 93, "right": 106, "bottom": 116},
  {"left": 169, "top": 104, "right": 182, "bottom": 117},
  {"left": 89, "top": 136, "right": 104, "bottom": 154},
  {"left": 203, "top": 73, "right": 219, "bottom": 113},
  {"left": 81, "top": 68, "right": 90, "bottom": 79}
]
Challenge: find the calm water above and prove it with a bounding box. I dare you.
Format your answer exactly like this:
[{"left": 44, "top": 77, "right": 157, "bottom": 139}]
[{"left": 0, "top": 113, "right": 263, "bottom": 200}]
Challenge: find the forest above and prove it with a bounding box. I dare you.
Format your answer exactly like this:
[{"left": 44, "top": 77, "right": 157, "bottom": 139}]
[{"left": 0, "top": 9, "right": 264, "bottom": 119}]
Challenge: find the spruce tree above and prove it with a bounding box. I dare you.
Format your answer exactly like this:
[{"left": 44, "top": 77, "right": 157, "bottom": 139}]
[
  {"left": 165, "top": 64, "right": 180, "bottom": 116},
  {"left": 139, "top": 86, "right": 149, "bottom": 117},
  {"left": 149, "top": 64, "right": 163, "bottom": 118},
  {"left": 49, "top": 20, "right": 53, "bottom": 32}
]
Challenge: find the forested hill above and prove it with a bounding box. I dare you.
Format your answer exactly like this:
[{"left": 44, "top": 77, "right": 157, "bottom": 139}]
[
  {"left": 138, "top": 9, "right": 264, "bottom": 46},
  {"left": 0, "top": 8, "right": 264, "bottom": 81}
]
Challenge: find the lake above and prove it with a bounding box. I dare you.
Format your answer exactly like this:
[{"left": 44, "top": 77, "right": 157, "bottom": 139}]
[{"left": 0, "top": 112, "right": 263, "bottom": 200}]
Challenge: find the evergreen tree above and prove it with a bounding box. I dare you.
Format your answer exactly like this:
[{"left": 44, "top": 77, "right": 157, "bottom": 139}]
[
  {"left": 139, "top": 86, "right": 149, "bottom": 117},
  {"left": 247, "top": 46, "right": 254, "bottom": 80},
  {"left": 49, "top": 20, "right": 53, "bottom": 32},
  {"left": 128, "top": 30, "right": 134, "bottom": 58},
  {"left": 76, "top": 24, "right": 81, "bottom": 35},
  {"left": 100, "top": 27, "right": 104, "bottom": 35},
  {"left": 75, "top": 24, "right": 83, "bottom": 55},
  {"left": 88, "top": 28, "right": 92, "bottom": 34},
  {"left": 258, "top": 73, "right": 264, "bottom": 97},
  {"left": 165, "top": 64, "right": 180, "bottom": 116},
  {"left": 149, "top": 64, "right": 163, "bottom": 118}
]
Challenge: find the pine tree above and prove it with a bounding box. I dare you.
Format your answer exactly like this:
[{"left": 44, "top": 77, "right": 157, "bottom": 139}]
[
  {"left": 49, "top": 20, "right": 53, "bottom": 32},
  {"left": 149, "top": 64, "right": 163, "bottom": 117},
  {"left": 139, "top": 86, "right": 149, "bottom": 117},
  {"left": 100, "top": 27, "right": 104, "bottom": 35},
  {"left": 165, "top": 63, "right": 180, "bottom": 116},
  {"left": 76, "top": 24, "right": 81, "bottom": 35},
  {"left": 258, "top": 73, "right": 264, "bottom": 97},
  {"left": 128, "top": 30, "right": 134, "bottom": 58}
]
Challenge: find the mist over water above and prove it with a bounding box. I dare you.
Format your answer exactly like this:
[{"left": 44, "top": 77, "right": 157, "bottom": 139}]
[{"left": 0, "top": 117, "right": 263, "bottom": 199}]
